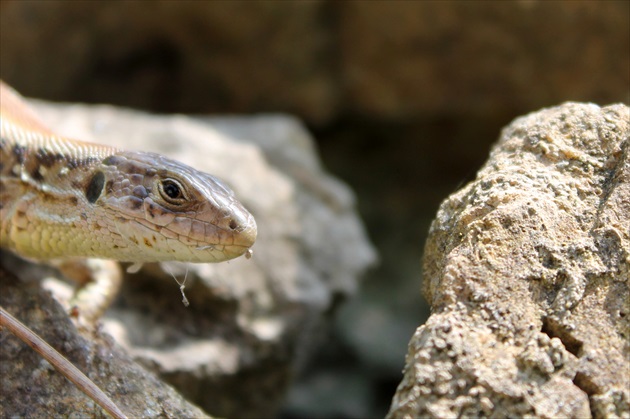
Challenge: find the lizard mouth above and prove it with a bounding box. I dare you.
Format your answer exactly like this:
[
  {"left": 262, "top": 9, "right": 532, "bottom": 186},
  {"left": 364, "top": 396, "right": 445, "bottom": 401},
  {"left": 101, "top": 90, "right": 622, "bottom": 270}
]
[{"left": 197, "top": 212, "right": 257, "bottom": 260}]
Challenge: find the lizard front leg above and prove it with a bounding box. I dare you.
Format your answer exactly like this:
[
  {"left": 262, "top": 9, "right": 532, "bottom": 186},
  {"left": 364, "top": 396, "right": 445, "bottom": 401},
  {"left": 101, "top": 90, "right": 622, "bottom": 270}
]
[{"left": 55, "top": 259, "right": 123, "bottom": 328}]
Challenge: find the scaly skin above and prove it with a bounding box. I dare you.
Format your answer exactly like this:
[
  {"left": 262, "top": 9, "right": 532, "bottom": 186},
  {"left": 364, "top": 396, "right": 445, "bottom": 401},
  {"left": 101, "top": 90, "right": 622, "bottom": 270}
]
[{"left": 0, "top": 81, "right": 257, "bottom": 264}]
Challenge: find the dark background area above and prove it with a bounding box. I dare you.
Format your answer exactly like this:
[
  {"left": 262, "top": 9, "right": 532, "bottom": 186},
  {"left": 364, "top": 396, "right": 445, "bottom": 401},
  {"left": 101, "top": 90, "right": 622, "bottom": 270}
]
[{"left": 1, "top": 1, "right": 628, "bottom": 417}]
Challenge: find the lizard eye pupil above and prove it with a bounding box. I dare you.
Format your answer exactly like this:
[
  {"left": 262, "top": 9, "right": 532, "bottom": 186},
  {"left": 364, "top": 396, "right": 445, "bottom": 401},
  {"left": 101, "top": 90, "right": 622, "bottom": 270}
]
[
  {"left": 159, "top": 179, "right": 186, "bottom": 204},
  {"left": 163, "top": 181, "right": 180, "bottom": 199}
]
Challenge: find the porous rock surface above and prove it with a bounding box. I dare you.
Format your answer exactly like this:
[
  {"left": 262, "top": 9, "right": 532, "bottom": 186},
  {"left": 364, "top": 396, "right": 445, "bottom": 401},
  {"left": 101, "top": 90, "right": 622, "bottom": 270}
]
[
  {"left": 1, "top": 101, "right": 376, "bottom": 418},
  {"left": 388, "top": 103, "right": 629, "bottom": 418}
]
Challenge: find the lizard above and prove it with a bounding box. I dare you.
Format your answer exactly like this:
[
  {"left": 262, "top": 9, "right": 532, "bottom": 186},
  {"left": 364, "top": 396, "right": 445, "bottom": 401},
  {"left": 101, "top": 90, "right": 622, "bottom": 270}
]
[
  {"left": 0, "top": 81, "right": 258, "bottom": 417},
  {"left": 0, "top": 80, "right": 257, "bottom": 319}
]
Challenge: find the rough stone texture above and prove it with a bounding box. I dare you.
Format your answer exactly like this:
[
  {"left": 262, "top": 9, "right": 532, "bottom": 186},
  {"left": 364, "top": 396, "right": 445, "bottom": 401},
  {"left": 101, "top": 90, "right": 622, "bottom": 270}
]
[
  {"left": 0, "top": 101, "right": 376, "bottom": 418},
  {"left": 0, "top": 267, "right": 211, "bottom": 418},
  {"left": 388, "top": 103, "right": 629, "bottom": 418}
]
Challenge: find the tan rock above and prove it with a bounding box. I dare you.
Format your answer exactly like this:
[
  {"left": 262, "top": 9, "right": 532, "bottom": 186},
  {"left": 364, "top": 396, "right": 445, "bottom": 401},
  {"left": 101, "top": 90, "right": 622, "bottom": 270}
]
[{"left": 389, "top": 103, "right": 629, "bottom": 418}]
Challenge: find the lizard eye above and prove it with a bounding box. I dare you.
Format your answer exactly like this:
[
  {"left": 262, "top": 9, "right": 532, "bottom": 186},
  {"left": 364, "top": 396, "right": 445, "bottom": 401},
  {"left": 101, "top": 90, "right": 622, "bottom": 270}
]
[{"left": 158, "top": 178, "right": 187, "bottom": 205}]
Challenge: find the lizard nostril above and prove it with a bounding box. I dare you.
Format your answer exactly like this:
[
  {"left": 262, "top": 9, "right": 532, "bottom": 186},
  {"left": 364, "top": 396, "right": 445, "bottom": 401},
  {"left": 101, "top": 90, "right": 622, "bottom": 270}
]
[{"left": 229, "top": 219, "right": 238, "bottom": 230}]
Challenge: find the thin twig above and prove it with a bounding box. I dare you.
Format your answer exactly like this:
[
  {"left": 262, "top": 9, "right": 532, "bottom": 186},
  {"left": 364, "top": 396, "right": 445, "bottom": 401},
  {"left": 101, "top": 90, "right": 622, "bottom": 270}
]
[{"left": 0, "top": 306, "right": 127, "bottom": 419}]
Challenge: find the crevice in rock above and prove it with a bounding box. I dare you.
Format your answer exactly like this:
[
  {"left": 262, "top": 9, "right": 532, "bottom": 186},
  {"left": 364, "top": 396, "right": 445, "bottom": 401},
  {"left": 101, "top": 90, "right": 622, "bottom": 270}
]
[
  {"left": 542, "top": 319, "right": 597, "bottom": 416},
  {"left": 573, "top": 371, "right": 599, "bottom": 396},
  {"left": 573, "top": 371, "right": 600, "bottom": 419},
  {"left": 541, "top": 316, "right": 583, "bottom": 357}
]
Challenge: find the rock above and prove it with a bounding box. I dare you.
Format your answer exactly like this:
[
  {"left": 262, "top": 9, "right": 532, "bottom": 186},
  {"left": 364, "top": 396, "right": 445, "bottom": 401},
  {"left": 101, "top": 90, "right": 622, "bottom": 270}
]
[
  {"left": 0, "top": 267, "right": 211, "bottom": 418},
  {"left": 1, "top": 2, "right": 627, "bottom": 123},
  {"left": 0, "top": 100, "right": 376, "bottom": 418},
  {"left": 0, "top": 1, "right": 337, "bottom": 124},
  {"left": 337, "top": 2, "right": 629, "bottom": 118},
  {"left": 388, "top": 103, "right": 629, "bottom": 418}
]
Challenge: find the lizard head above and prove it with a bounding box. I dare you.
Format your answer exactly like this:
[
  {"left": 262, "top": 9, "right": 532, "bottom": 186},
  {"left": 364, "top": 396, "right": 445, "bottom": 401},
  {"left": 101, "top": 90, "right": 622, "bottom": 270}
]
[{"left": 89, "top": 151, "right": 257, "bottom": 263}]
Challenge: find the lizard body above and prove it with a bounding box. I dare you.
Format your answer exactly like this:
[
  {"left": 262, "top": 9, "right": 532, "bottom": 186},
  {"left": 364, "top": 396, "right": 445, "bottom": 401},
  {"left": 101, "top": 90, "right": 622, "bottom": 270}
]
[{"left": 0, "top": 81, "right": 257, "bottom": 264}]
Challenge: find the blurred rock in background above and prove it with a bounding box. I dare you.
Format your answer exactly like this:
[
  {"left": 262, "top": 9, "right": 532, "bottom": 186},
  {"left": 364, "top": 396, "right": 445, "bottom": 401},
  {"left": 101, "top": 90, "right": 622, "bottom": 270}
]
[{"left": 1, "top": 1, "right": 628, "bottom": 417}]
